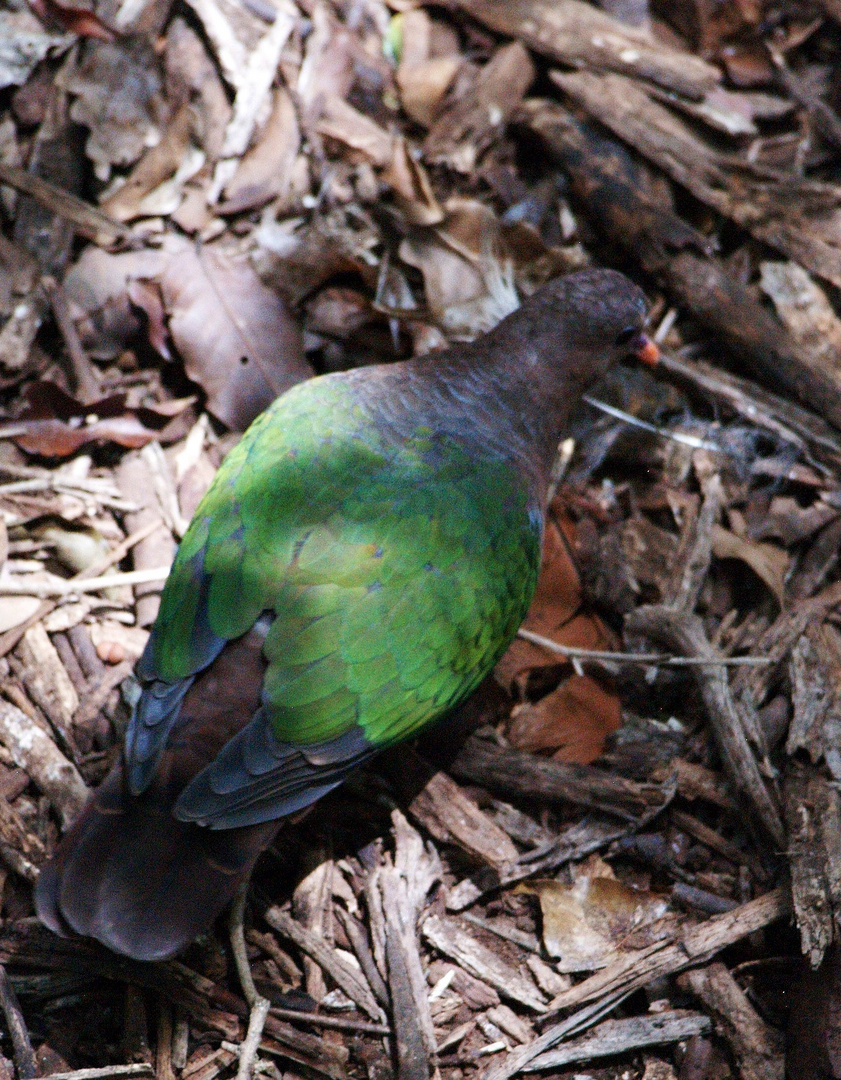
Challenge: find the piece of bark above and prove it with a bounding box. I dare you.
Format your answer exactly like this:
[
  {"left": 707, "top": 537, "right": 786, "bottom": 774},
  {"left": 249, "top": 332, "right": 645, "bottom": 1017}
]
[
  {"left": 523, "top": 99, "right": 841, "bottom": 432},
  {"left": 17, "top": 622, "right": 79, "bottom": 752},
  {"left": 116, "top": 453, "right": 174, "bottom": 627},
  {"left": 544, "top": 888, "right": 789, "bottom": 1016},
  {"left": 424, "top": 42, "right": 534, "bottom": 172},
  {"left": 548, "top": 69, "right": 841, "bottom": 294},
  {"left": 330, "top": 910, "right": 387, "bottom": 1009},
  {"left": 380, "top": 866, "right": 432, "bottom": 1080},
  {"left": 449, "top": 734, "right": 672, "bottom": 821},
  {"left": 0, "top": 699, "right": 87, "bottom": 827},
  {"left": 734, "top": 580, "right": 841, "bottom": 708},
  {"left": 523, "top": 1011, "right": 711, "bottom": 1072},
  {"left": 446, "top": 814, "right": 630, "bottom": 912},
  {"left": 679, "top": 963, "right": 783, "bottom": 1080},
  {"left": 483, "top": 895, "right": 789, "bottom": 1080},
  {"left": 0, "top": 793, "right": 45, "bottom": 881},
  {"left": 430, "top": 960, "right": 500, "bottom": 1011},
  {"left": 625, "top": 606, "right": 783, "bottom": 845},
  {"left": 292, "top": 855, "right": 332, "bottom": 1003},
  {"left": 263, "top": 907, "right": 383, "bottom": 1021},
  {"left": 422, "top": 915, "right": 547, "bottom": 1012},
  {"left": 451, "top": 0, "right": 719, "bottom": 99},
  {"left": 784, "top": 766, "right": 841, "bottom": 968},
  {"left": 409, "top": 769, "right": 518, "bottom": 870},
  {"left": 369, "top": 812, "right": 440, "bottom": 1077}
]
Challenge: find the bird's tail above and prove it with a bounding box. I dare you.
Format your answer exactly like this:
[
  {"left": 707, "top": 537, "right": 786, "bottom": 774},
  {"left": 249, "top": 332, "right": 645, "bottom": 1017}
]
[
  {"left": 35, "top": 759, "right": 279, "bottom": 961},
  {"left": 36, "top": 620, "right": 279, "bottom": 962}
]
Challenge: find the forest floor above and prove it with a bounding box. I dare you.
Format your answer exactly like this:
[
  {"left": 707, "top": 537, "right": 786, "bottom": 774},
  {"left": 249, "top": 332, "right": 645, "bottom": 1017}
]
[{"left": 2, "top": 0, "right": 841, "bottom": 1077}]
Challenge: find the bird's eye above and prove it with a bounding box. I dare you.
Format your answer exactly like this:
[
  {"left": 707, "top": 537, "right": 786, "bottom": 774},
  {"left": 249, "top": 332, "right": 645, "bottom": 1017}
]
[{"left": 614, "top": 326, "right": 638, "bottom": 348}]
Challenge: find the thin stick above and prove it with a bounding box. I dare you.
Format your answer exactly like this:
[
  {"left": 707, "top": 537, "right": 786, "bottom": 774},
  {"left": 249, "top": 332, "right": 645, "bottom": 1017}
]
[
  {"left": 0, "top": 162, "right": 125, "bottom": 246},
  {"left": 235, "top": 998, "right": 270, "bottom": 1080},
  {"left": 0, "top": 565, "right": 170, "bottom": 597},
  {"left": 516, "top": 629, "right": 771, "bottom": 667},
  {"left": 266, "top": 1008, "right": 390, "bottom": 1036},
  {"left": 0, "top": 963, "right": 37, "bottom": 1079},
  {"left": 44, "top": 278, "right": 100, "bottom": 403},
  {"left": 41, "top": 1067, "right": 154, "bottom": 1080},
  {"left": 582, "top": 394, "right": 718, "bottom": 450}
]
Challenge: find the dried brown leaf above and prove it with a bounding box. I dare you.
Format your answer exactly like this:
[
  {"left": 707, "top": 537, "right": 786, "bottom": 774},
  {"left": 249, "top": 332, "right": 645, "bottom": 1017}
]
[
  {"left": 519, "top": 863, "right": 670, "bottom": 971},
  {"left": 159, "top": 239, "right": 312, "bottom": 431},
  {"left": 0, "top": 381, "right": 194, "bottom": 456},
  {"left": 712, "top": 524, "right": 788, "bottom": 606}
]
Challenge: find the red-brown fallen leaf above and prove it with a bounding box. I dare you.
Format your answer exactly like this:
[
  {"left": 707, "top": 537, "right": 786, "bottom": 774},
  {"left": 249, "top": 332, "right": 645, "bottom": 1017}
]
[
  {"left": 0, "top": 381, "right": 194, "bottom": 457},
  {"left": 496, "top": 510, "right": 622, "bottom": 764},
  {"left": 496, "top": 512, "right": 615, "bottom": 687},
  {"left": 507, "top": 673, "right": 622, "bottom": 765},
  {"left": 28, "top": 0, "right": 114, "bottom": 39}
]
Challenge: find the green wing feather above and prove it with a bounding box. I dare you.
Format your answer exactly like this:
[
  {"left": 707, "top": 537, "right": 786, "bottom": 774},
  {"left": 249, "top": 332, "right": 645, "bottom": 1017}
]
[{"left": 144, "top": 374, "right": 539, "bottom": 817}]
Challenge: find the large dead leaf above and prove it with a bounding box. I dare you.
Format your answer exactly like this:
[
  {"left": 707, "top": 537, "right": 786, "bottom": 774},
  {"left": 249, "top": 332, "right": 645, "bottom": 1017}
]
[
  {"left": 160, "top": 240, "right": 312, "bottom": 431},
  {"left": 518, "top": 858, "right": 670, "bottom": 972},
  {"left": 0, "top": 382, "right": 193, "bottom": 456}
]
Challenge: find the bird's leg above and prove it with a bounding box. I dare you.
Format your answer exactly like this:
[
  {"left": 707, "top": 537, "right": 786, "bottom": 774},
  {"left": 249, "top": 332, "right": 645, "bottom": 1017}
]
[{"left": 230, "top": 884, "right": 271, "bottom": 1080}]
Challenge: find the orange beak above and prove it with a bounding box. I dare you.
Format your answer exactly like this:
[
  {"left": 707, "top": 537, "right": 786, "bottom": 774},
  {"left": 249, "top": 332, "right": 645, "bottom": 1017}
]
[{"left": 630, "top": 332, "right": 660, "bottom": 367}]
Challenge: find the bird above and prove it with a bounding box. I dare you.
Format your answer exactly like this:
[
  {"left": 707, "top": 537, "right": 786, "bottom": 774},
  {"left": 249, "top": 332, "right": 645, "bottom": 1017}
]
[{"left": 36, "top": 268, "right": 656, "bottom": 961}]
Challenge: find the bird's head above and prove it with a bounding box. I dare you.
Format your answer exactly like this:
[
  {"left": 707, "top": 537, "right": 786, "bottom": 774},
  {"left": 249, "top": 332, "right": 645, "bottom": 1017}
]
[{"left": 517, "top": 268, "right": 658, "bottom": 390}]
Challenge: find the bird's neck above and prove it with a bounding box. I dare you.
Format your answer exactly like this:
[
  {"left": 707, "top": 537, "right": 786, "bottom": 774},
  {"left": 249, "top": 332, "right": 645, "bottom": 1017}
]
[{"left": 406, "top": 335, "right": 582, "bottom": 498}]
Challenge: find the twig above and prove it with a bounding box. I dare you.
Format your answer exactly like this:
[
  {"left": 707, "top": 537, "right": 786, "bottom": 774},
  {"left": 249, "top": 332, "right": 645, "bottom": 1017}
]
[
  {"left": 266, "top": 1009, "right": 390, "bottom": 1036},
  {"left": 0, "top": 565, "right": 170, "bottom": 597},
  {"left": 582, "top": 395, "right": 717, "bottom": 450},
  {"left": 44, "top": 278, "right": 100, "bottom": 403},
  {"left": 0, "top": 963, "right": 37, "bottom": 1079},
  {"left": 41, "top": 1067, "right": 155, "bottom": 1080},
  {"left": 516, "top": 629, "right": 771, "bottom": 667},
  {"left": 0, "top": 163, "right": 126, "bottom": 247},
  {"left": 264, "top": 908, "right": 383, "bottom": 1021},
  {"left": 626, "top": 606, "right": 784, "bottom": 844},
  {"left": 235, "top": 998, "right": 270, "bottom": 1080}
]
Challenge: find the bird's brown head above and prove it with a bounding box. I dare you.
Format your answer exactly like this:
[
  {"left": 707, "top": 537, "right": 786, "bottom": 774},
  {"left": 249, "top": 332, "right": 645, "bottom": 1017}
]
[{"left": 512, "top": 268, "right": 656, "bottom": 388}]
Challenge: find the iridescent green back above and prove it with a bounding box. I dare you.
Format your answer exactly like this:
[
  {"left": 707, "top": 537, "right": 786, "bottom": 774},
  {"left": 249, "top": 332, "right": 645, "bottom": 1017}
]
[{"left": 149, "top": 375, "right": 541, "bottom": 750}]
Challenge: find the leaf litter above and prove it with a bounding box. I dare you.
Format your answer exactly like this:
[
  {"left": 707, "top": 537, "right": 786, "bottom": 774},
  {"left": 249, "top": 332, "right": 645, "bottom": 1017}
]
[{"left": 3, "top": 0, "right": 841, "bottom": 1077}]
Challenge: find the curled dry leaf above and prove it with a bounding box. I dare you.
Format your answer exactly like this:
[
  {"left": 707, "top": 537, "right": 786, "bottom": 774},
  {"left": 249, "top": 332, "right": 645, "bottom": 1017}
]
[
  {"left": 518, "top": 860, "right": 670, "bottom": 972},
  {"left": 159, "top": 239, "right": 312, "bottom": 431},
  {"left": 0, "top": 381, "right": 194, "bottom": 456},
  {"left": 712, "top": 524, "right": 788, "bottom": 607},
  {"left": 220, "top": 87, "right": 300, "bottom": 215},
  {"left": 383, "top": 136, "right": 444, "bottom": 226}
]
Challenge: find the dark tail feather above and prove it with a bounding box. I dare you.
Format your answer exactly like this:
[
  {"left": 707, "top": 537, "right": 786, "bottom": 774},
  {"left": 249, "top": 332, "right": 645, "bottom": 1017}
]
[
  {"left": 36, "top": 622, "right": 279, "bottom": 962},
  {"left": 35, "top": 760, "right": 278, "bottom": 961}
]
